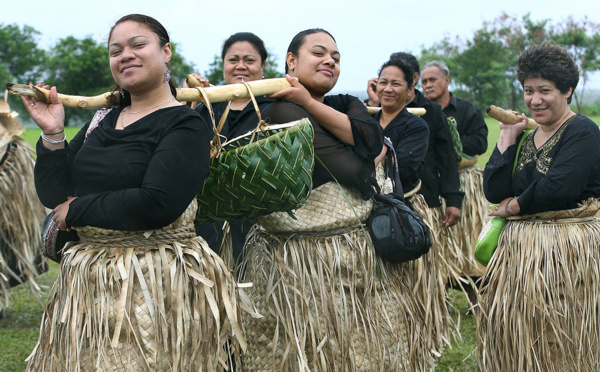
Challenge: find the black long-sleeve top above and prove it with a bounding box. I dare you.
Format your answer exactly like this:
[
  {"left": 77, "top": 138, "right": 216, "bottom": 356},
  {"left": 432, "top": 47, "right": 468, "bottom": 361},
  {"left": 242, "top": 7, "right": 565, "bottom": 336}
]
[
  {"left": 374, "top": 108, "right": 429, "bottom": 191},
  {"left": 408, "top": 89, "right": 464, "bottom": 208},
  {"left": 442, "top": 93, "right": 488, "bottom": 156},
  {"left": 484, "top": 115, "right": 600, "bottom": 214},
  {"left": 35, "top": 105, "right": 212, "bottom": 231}
]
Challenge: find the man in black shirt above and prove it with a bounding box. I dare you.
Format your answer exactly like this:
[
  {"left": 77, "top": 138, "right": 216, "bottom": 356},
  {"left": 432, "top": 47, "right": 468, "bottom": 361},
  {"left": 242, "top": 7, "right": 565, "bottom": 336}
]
[
  {"left": 421, "top": 61, "right": 488, "bottom": 156},
  {"left": 379, "top": 52, "right": 464, "bottom": 227}
]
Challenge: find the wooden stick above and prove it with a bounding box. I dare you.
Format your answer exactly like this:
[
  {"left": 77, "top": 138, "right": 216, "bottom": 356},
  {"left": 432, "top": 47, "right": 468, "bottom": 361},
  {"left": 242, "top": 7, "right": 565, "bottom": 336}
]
[
  {"left": 367, "top": 106, "right": 426, "bottom": 116},
  {"left": 6, "top": 78, "right": 294, "bottom": 110},
  {"left": 486, "top": 105, "right": 538, "bottom": 129}
]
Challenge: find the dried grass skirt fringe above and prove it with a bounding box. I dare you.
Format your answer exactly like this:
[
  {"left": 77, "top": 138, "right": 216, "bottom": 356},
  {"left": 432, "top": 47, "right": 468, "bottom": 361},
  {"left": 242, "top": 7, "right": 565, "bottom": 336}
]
[
  {"left": 26, "top": 201, "right": 246, "bottom": 372},
  {"left": 406, "top": 194, "right": 452, "bottom": 358},
  {"left": 0, "top": 138, "right": 45, "bottom": 312},
  {"left": 454, "top": 167, "right": 488, "bottom": 277},
  {"left": 477, "top": 217, "right": 600, "bottom": 371},
  {"left": 240, "top": 183, "right": 434, "bottom": 371}
]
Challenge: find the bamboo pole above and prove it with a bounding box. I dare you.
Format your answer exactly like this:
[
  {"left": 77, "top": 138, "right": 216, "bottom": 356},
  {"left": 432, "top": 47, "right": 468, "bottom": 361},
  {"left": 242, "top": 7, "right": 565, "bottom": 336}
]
[
  {"left": 486, "top": 105, "right": 538, "bottom": 129},
  {"left": 367, "top": 106, "right": 426, "bottom": 116},
  {"left": 6, "top": 78, "right": 295, "bottom": 110}
]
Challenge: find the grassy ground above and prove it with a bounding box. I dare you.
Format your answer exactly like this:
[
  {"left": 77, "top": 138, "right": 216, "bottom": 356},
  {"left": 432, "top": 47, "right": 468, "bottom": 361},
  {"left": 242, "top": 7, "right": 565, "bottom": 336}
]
[{"left": 2, "top": 117, "right": 598, "bottom": 371}]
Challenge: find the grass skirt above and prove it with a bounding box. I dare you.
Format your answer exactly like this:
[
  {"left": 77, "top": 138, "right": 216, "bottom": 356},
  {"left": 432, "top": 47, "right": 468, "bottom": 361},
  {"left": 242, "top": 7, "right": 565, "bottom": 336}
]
[
  {"left": 477, "top": 206, "right": 600, "bottom": 371},
  {"left": 26, "top": 201, "right": 246, "bottom": 371},
  {"left": 407, "top": 194, "right": 452, "bottom": 358},
  {"left": 241, "top": 182, "right": 434, "bottom": 371},
  {"left": 0, "top": 119, "right": 45, "bottom": 313},
  {"left": 454, "top": 167, "right": 488, "bottom": 277}
]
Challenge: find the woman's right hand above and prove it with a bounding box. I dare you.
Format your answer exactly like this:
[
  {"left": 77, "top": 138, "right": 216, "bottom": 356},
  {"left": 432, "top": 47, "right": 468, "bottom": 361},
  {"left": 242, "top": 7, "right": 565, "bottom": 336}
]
[
  {"left": 183, "top": 73, "right": 210, "bottom": 88},
  {"left": 497, "top": 112, "right": 527, "bottom": 153},
  {"left": 20, "top": 83, "right": 65, "bottom": 134},
  {"left": 366, "top": 77, "right": 379, "bottom": 107}
]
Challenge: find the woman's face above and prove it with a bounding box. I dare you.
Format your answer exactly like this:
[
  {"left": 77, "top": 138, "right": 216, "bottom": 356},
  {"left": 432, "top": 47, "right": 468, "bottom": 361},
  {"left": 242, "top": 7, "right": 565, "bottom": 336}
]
[
  {"left": 287, "top": 32, "right": 340, "bottom": 97},
  {"left": 108, "top": 20, "right": 171, "bottom": 94},
  {"left": 377, "top": 66, "right": 410, "bottom": 112},
  {"left": 223, "top": 41, "right": 265, "bottom": 84},
  {"left": 524, "top": 77, "right": 572, "bottom": 126}
]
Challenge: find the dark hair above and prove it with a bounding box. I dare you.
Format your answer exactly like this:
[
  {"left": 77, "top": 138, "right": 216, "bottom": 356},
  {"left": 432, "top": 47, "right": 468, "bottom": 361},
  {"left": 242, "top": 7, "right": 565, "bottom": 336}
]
[
  {"left": 517, "top": 43, "right": 579, "bottom": 104},
  {"left": 378, "top": 58, "right": 416, "bottom": 89},
  {"left": 108, "top": 14, "right": 176, "bottom": 106},
  {"left": 389, "top": 52, "right": 420, "bottom": 76},
  {"left": 285, "top": 28, "right": 336, "bottom": 73},
  {"left": 221, "top": 32, "right": 267, "bottom": 64}
]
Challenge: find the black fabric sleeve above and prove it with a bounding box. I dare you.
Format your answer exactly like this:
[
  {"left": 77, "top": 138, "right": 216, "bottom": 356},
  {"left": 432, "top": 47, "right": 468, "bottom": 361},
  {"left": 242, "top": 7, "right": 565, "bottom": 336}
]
[
  {"left": 433, "top": 109, "right": 464, "bottom": 208},
  {"left": 65, "top": 119, "right": 210, "bottom": 230},
  {"left": 459, "top": 105, "right": 488, "bottom": 156},
  {"left": 34, "top": 125, "right": 89, "bottom": 207},
  {"left": 483, "top": 143, "right": 519, "bottom": 204}
]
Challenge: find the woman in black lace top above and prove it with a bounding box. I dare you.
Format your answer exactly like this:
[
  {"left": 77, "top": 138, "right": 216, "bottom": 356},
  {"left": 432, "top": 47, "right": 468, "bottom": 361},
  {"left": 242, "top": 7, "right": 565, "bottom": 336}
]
[{"left": 479, "top": 43, "right": 600, "bottom": 371}]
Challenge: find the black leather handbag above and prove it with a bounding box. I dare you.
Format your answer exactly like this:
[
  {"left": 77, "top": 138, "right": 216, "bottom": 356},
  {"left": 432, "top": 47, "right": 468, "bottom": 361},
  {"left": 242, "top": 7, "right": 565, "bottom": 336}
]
[{"left": 367, "top": 138, "right": 431, "bottom": 263}]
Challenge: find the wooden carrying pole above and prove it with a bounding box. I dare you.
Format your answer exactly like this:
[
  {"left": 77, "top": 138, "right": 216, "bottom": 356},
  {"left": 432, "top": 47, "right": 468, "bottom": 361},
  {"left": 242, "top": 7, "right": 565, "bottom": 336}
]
[
  {"left": 486, "top": 105, "right": 538, "bottom": 129},
  {"left": 367, "top": 106, "right": 426, "bottom": 117},
  {"left": 6, "top": 78, "right": 294, "bottom": 110}
]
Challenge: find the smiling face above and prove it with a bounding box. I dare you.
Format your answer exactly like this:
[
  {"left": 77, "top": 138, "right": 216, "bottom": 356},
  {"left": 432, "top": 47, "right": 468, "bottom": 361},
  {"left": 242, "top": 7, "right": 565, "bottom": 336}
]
[
  {"left": 108, "top": 20, "right": 171, "bottom": 95},
  {"left": 286, "top": 32, "right": 340, "bottom": 98},
  {"left": 377, "top": 66, "right": 410, "bottom": 112},
  {"left": 524, "top": 77, "right": 572, "bottom": 126},
  {"left": 223, "top": 41, "right": 265, "bottom": 84},
  {"left": 421, "top": 66, "right": 449, "bottom": 102}
]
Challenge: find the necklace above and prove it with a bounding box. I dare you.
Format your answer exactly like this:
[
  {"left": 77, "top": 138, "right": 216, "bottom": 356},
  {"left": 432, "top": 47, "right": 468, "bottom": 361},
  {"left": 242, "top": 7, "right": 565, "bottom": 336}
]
[
  {"left": 119, "top": 97, "right": 176, "bottom": 129},
  {"left": 128, "top": 97, "right": 176, "bottom": 114},
  {"left": 230, "top": 99, "right": 250, "bottom": 110}
]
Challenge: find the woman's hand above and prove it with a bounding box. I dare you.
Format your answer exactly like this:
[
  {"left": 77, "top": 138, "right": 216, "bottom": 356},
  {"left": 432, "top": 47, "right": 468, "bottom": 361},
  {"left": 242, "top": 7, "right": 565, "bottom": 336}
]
[
  {"left": 20, "top": 83, "right": 65, "bottom": 135},
  {"left": 183, "top": 73, "right": 210, "bottom": 88},
  {"left": 52, "top": 196, "right": 77, "bottom": 231},
  {"left": 497, "top": 112, "right": 527, "bottom": 153},
  {"left": 443, "top": 206, "right": 461, "bottom": 228},
  {"left": 374, "top": 144, "right": 388, "bottom": 167},
  {"left": 366, "top": 77, "right": 379, "bottom": 107},
  {"left": 489, "top": 197, "right": 520, "bottom": 217},
  {"left": 267, "top": 74, "right": 313, "bottom": 108}
]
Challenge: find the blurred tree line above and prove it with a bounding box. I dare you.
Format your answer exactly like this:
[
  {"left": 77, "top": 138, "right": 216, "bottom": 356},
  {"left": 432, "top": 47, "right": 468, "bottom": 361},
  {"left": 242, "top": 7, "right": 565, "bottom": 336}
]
[
  {"left": 2, "top": 13, "right": 599, "bottom": 125},
  {"left": 418, "top": 13, "right": 600, "bottom": 114}
]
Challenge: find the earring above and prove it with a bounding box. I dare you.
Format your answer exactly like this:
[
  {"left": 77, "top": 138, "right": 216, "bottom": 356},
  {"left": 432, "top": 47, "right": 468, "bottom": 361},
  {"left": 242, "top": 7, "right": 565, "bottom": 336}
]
[
  {"left": 120, "top": 87, "right": 125, "bottom": 99},
  {"left": 164, "top": 65, "right": 171, "bottom": 83}
]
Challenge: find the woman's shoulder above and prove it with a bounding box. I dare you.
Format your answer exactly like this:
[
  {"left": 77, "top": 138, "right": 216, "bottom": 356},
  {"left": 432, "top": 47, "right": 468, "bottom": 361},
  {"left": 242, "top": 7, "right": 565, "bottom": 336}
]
[
  {"left": 156, "top": 105, "right": 211, "bottom": 131},
  {"left": 565, "top": 114, "right": 600, "bottom": 137},
  {"left": 323, "top": 93, "right": 362, "bottom": 108}
]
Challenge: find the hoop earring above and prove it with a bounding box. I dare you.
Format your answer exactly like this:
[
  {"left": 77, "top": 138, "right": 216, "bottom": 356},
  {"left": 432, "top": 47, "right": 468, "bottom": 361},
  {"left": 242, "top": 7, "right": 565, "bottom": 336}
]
[{"left": 164, "top": 65, "right": 171, "bottom": 83}]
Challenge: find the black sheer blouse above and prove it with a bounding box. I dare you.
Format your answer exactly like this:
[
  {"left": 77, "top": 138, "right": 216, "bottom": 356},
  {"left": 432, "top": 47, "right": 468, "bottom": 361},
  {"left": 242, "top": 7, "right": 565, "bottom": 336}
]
[
  {"left": 35, "top": 105, "right": 212, "bottom": 231},
  {"left": 484, "top": 115, "right": 600, "bottom": 214},
  {"left": 375, "top": 108, "right": 429, "bottom": 191}
]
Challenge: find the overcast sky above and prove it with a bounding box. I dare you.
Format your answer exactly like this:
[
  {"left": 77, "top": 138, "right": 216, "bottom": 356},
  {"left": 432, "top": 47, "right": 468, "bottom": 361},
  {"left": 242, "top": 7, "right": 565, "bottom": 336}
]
[{"left": 3, "top": 0, "right": 600, "bottom": 95}]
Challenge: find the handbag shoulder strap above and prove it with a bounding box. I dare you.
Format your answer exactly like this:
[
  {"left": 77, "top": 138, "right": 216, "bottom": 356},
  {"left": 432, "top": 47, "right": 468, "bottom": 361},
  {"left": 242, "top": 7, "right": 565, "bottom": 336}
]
[
  {"left": 383, "top": 136, "right": 404, "bottom": 199},
  {"left": 512, "top": 129, "right": 534, "bottom": 176}
]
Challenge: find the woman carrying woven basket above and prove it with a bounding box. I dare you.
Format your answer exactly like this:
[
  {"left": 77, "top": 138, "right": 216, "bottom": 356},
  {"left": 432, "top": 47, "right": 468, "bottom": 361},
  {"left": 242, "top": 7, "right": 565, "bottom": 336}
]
[
  {"left": 239, "top": 28, "right": 432, "bottom": 371},
  {"left": 191, "top": 32, "right": 272, "bottom": 266},
  {"left": 21, "top": 14, "right": 245, "bottom": 371},
  {"left": 479, "top": 43, "right": 600, "bottom": 371}
]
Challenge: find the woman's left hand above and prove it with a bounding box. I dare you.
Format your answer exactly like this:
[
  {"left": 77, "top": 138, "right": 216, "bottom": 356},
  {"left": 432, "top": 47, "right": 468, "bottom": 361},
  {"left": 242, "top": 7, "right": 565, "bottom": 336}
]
[
  {"left": 53, "top": 197, "right": 77, "bottom": 231},
  {"left": 489, "top": 197, "right": 520, "bottom": 217},
  {"left": 267, "top": 74, "right": 313, "bottom": 108}
]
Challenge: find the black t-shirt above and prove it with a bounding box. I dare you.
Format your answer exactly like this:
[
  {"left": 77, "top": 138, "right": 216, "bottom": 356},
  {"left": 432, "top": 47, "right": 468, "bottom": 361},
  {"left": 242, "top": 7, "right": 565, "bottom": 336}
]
[
  {"left": 443, "top": 93, "right": 488, "bottom": 156},
  {"left": 35, "top": 105, "right": 212, "bottom": 231},
  {"left": 484, "top": 115, "right": 600, "bottom": 214}
]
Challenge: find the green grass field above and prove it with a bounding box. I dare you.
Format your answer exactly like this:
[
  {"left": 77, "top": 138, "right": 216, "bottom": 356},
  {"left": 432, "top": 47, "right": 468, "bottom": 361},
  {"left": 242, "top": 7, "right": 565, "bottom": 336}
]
[{"left": 2, "top": 116, "right": 599, "bottom": 371}]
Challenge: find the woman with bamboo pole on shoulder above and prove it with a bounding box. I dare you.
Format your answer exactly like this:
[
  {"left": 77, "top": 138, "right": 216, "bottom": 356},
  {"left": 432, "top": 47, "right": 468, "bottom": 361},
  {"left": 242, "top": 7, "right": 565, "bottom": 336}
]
[
  {"left": 478, "top": 43, "right": 600, "bottom": 371},
  {"left": 22, "top": 14, "right": 245, "bottom": 371},
  {"left": 239, "top": 28, "right": 432, "bottom": 371}
]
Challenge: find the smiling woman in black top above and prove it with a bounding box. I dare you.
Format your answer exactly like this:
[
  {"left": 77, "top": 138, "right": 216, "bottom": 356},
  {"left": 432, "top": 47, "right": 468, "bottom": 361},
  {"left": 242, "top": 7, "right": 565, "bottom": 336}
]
[
  {"left": 22, "top": 14, "right": 244, "bottom": 371},
  {"left": 479, "top": 43, "right": 600, "bottom": 371}
]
